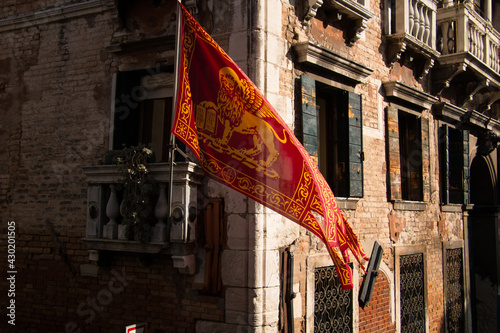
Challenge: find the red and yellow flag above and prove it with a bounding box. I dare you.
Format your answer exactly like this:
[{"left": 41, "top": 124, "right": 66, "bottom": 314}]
[{"left": 172, "top": 4, "right": 367, "bottom": 289}]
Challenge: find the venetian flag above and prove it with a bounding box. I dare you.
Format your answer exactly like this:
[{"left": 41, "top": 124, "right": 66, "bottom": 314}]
[{"left": 172, "top": 3, "right": 367, "bottom": 289}]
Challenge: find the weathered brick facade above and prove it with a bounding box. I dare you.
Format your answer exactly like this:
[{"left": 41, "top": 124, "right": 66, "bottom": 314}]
[{"left": 1, "top": 0, "right": 500, "bottom": 332}]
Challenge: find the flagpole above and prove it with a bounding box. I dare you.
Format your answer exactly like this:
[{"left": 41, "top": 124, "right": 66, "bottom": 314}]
[{"left": 169, "top": 0, "right": 183, "bottom": 241}]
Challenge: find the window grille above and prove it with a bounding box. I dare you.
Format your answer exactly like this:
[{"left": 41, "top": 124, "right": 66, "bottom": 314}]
[
  {"left": 445, "top": 248, "right": 465, "bottom": 333},
  {"left": 400, "top": 253, "right": 425, "bottom": 332},
  {"left": 314, "top": 266, "right": 353, "bottom": 332}
]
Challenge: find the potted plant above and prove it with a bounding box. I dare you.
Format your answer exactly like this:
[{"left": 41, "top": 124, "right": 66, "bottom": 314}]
[{"left": 110, "top": 145, "right": 157, "bottom": 243}]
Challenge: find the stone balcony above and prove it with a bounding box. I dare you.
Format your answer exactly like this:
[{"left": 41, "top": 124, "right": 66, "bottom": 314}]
[
  {"left": 386, "top": 0, "right": 440, "bottom": 78},
  {"left": 80, "top": 162, "right": 203, "bottom": 273},
  {"left": 435, "top": 1, "right": 500, "bottom": 91},
  {"left": 304, "top": 0, "right": 374, "bottom": 45}
]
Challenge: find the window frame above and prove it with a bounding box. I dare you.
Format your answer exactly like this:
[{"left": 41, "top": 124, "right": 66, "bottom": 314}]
[
  {"left": 386, "top": 104, "right": 430, "bottom": 205},
  {"left": 394, "top": 244, "right": 430, "bottom": 333},
  {"left": 305, "top": 253, "right": 360, "bottom": 333},
  {"left": 438, "top": 123, "right": 470, "bottom": 206},
  {"left": 300, "top": 74, "right": 364, "bottom": 200},
  {"left": 442, "top": 240, "right": 469, "bottom": 333},
  {"left": 110, "top": 68, "right": 176, "bottom": 162}
]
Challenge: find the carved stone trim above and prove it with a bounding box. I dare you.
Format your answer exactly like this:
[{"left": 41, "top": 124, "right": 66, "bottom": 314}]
[
  {"left": 386, "top": 33, "right": 440, "bottom": 77},
  {"left": 434, "top": 63, "right": 467, "bottom": 97},
  {"left": 383, "top": 81, "right": 439, "bottom": 110},
  {"left": 0, "top": 0, "right": 109, "bottom": 32},
  {"left": 304, "top": 0, "right": 373, "bottom": 45},
  {"left": 305, "top": 0, "right": 324, "bottom": 21},
  {"left": 432, "top": 101, "right": 467, "bottom": 123},
  {"left": 293, "top": 41, "right": 373, "bottom": 83},
  {"left": 184, "top": 0, "right": 199, "bottom": 15}
]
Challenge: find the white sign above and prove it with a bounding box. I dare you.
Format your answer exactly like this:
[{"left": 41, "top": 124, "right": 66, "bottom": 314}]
[{"left": 126, "top": 323, "right": 147, "bottom": 333}]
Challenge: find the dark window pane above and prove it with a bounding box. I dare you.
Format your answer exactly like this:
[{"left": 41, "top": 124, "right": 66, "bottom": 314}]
[{"left": 399, "top": 111, "right": 423, "bottom": 201}]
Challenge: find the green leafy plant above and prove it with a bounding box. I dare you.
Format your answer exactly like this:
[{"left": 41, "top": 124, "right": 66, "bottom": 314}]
[{"left": 111, "top": 145, "right": 157, "bottom": 243}]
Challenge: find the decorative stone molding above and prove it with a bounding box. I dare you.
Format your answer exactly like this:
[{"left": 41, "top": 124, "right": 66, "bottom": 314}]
[
  {"left": 184, "top": 0, "right": 199, "bottom": 14},
  {"left": 303, "top": 0, "right": 374, "bottom": 45},
  {"left": 383, "top": 81, "right": 439, "bottom": 110},
  {"left": 293, "top": 41, "right": 373, "bottom": 84},
  {"left": 304, "top": 0, "right": 324, "bottom": 21},
  {"left": 432, "top": 101, "right": 467, "bottom": 124}
]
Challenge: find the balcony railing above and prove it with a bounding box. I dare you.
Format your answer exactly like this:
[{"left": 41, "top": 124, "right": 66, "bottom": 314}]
[
  {"left": 389, "top": 0, "right": 437, "bottom": 49},
  {"left": 81, "top": 162, "right": 203, "bottom": 252},
  {"left": 437, "top": 1, "right": 500, "bottom": 73},
  {"left": 386, "top": 0, "right": 439, "bottom": 76}
]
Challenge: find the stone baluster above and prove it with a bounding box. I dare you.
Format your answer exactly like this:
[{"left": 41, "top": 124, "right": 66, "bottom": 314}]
[
  {"left": 118, "top": 200, "right": 127, "bottom": 240},
  {"left": 423, "top": 6, "right": 430, "bottom": 46},
  {"left": 418, "top": 3, "right": 425, "bottom": 41},
  {"left": 409, "top": 0, "right": 414, "bottom": 37},
  {"left": 493, "top": 44, "right": 499, "bottom": 72},
  {"left": 478, "top": 31, "right": 483, "bottom": 61},
  {"left": 447, "top": 21, "right": 456, "bottom": 54},
  {"left": 103, "top": 184, "right": 119, "bottom": 239},
  {"left": 413, "top": 0, "right": 420, "bottom": 38},
  {"left": 151, "top": 183, "right": 168, "bottom": 242},
  {"left": 469, "top": 25, "right": 475, "bottom": 56}
]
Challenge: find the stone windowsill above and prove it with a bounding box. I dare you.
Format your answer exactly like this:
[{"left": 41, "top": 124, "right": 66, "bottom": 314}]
[
  {"left": 392, "top": 200, "right": 428, "bottom": 211},
  {"left": 440, "top": 204, "right": 464, "bottom": 213},
  {"left": 81, "top": 238, "right": 169, "bottom": 254},
  {"left": 337, "top": 198, "right": 359, "bottom": 210}
]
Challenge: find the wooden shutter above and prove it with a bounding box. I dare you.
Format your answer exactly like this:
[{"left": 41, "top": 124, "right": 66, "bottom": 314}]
[
  {"left": 301, "top": 75, "right": 318, "bottom": 165},
  {"left": 439, "top": 125, "right": 451, "bottom": 205},
  {"left": 347, "top": 91, "right": 363, "bottom": 197},
  {"left": 386, "top": 106, "right": 402, "bottom": 200},
  {"left": 440, "top": 125, "right": 469, "bottom": 205},
  {"left": 421, "top": 118, "right": 429, "bottom": 202},
  {"left": 463, "top": 130, "right": 470, "bottom": 205}
]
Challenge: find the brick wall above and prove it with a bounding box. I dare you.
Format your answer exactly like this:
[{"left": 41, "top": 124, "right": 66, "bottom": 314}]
[
  {"left": 0, "top": 229, "right": 223, "bottom": 332},
  {"left": 359, "top": 272, "right": 395, "bottom": 333}
]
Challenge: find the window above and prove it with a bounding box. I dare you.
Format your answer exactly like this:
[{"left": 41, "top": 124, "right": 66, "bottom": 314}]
[
  {"left": 113, "top": 68, "right": 175, "bottom": 162},
  {"left": 395, "top": 246, "right": 428, "bottom": 333},
  {"left": 399, "top": 111, "right": 423, "bottom": 201},
  {"left": 314, "top": 265, "right": 353, "bottom": 332},
  {"left": 386, "top": 104, "right": 430, "bottom": 203},
  {"left": 444, "top": 246, "right": 466, "bottom": 332},
  {"left": 399, "top": 253, "right": 426, "bottom": 332},
  {"left": 439, "top": 125, "right": 469, "bottom": 205},
  {"left": 300, "top": 75, "right": 363, "bottom": 198}
]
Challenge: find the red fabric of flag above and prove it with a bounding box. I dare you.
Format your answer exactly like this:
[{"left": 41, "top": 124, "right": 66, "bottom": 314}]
[{"left": 172, "top": 4, "right": 367, "bottom": 289}]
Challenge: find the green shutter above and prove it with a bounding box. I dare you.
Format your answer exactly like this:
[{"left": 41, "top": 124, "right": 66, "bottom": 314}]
[
  {"left": 463, "top": 130, "right": 470, "bottom": 205},
  {"left": 386, "top": 107, "right": 401, "bottom": 200},
  {"left": 421, "top": 117, "right": 429, "bottom": 202},
  {"left": 439, "top": 125, "right": 450, "bottom": 205},
  {"left": 347, "top": 91, "right": 363, "bottom": 197},
  {"left": 301, "top": 75, "right": 318, "bottom": 165}
]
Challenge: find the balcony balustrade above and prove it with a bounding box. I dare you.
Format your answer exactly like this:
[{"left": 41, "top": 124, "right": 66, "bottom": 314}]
[
  {"left": 81, "top": 162, "right": 203, "bottom": 261},
  {"left": 437, "top": 1, "right": 500, "bottom": 74},
  {"left": 386, "top": 0, "right": 439, "bottom": 77}
]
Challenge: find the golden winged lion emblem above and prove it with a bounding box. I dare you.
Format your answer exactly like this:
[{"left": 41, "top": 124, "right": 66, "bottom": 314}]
[{"left": 195, "top": 67, "right": 287, "bottom": 179}]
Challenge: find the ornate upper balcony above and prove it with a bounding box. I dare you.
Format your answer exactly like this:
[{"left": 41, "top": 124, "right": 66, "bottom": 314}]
[
  {"left": 81, "top": 162, "right": 203, "bottom": 273},
  {"left": 433, "top": 0, "right": 500, "bottom": 113},
  {"left": 385, "top": 0, "right": 440, "bottom": 78},
  {"left": 436, "top": 1, "right": 500, "bottom": 81}
]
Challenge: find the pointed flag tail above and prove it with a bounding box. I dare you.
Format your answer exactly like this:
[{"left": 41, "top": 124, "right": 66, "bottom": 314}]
[{"left": 172, "top": 4, "right": 367, "bottom": 289}]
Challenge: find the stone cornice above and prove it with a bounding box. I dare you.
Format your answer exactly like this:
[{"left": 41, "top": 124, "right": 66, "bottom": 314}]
[
  {"left": 293, "top": 41, "right": 373, "bottom": 84},
  {"left": 0, "top": 0, "right": 110, "bottom": 32},
  {"left": 432, "top": 101, "right": 466, "bottom": 124},
  {"left": 383, "top": 81, "right": 438, "bottom": 110}
]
